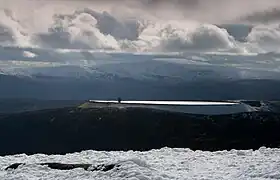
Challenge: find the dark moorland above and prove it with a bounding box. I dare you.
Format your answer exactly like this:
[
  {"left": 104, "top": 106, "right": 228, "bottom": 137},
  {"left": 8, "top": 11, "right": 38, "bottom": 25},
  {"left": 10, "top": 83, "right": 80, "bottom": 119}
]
[{"left": 0, "top": 106, "right": 280, "bottom": 156}]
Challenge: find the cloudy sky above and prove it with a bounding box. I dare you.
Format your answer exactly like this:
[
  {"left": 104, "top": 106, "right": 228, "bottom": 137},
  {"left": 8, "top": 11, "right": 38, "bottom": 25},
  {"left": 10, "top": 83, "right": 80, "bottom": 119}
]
[
  {"left": 37, "top": 0, "right": 280, "bottom": 23},
  {"left": 1, "top": 0, "right": 280, "bottom": 24}
]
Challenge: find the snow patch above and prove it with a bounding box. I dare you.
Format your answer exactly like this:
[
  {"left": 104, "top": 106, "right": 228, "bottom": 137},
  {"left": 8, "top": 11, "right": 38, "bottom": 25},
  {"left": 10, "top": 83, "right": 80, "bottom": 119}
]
[{"left": 22, "top": 51, "right": 37, "bottom": 58}]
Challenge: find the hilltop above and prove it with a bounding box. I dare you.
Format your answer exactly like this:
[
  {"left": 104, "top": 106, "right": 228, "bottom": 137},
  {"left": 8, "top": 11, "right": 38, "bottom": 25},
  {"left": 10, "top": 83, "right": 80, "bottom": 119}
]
[{"left": 0, "top": 106, "right": 280, "bottom": 155}]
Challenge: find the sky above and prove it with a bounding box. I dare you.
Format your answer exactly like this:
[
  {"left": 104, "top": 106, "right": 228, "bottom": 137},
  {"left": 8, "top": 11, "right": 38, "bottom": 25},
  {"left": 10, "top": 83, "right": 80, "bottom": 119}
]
[{"left": 1, "top": 0, "right": 280, "bottom": 24}]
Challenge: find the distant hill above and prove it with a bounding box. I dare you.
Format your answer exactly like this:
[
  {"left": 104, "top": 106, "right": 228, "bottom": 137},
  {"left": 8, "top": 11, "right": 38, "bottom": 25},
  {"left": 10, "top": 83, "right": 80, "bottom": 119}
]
[
  {"left": 0, "top": 98, "right": 83, "bottom": 113},
  {"left": 1, "top": 73, "right": 280, "bottom": 101}
]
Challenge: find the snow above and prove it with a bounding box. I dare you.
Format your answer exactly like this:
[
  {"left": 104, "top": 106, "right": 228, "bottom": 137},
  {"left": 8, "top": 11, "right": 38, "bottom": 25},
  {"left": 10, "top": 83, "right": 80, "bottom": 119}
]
[
  {"left": 1, "top": 48, "right": 280, "bottom": 80},
  {"left": 22, "top": 51, "right": 37, "bottom": 58},
  {"left": 89, "top": 100, "right": 238, "bottom": 105},
  {"left": 87, "top": 100, "right": 252, "bottom": 115},
  {"left": 1, "top": 147, "right": 280, "bottom": 179}
]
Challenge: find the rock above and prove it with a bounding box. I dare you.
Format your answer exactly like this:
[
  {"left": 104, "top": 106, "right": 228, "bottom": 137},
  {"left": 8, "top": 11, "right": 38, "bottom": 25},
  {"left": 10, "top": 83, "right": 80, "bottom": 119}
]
[{"left": 5, "top": 162, "right": 118, "bottom": 172}]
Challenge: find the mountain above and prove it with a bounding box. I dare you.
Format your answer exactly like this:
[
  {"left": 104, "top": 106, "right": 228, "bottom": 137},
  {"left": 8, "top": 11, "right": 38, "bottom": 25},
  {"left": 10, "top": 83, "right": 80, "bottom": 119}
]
[{"left": 1, "top": 73, "right": 280, "bottom": 100}]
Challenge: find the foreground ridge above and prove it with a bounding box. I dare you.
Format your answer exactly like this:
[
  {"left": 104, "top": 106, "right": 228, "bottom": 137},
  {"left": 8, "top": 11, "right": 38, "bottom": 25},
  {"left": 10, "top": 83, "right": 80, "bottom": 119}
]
[{"left": 0, "top": 105, "right": 280, "bottom": 155}]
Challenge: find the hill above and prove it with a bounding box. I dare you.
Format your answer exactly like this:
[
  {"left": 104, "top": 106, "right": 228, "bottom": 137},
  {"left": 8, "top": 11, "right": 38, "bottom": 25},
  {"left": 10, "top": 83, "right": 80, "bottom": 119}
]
[
  {"left": 0, "top": 98, "right": 83, "bottom": 113},
  {"left": 0, "top": 106, "right": 280, "bottom": 155}
]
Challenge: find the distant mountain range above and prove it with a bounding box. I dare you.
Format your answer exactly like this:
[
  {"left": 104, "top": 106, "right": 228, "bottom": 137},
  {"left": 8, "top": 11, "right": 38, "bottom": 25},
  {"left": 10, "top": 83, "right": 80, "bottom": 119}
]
[{"left": 1, "top": 73, "right": 280, "bottom": 101}]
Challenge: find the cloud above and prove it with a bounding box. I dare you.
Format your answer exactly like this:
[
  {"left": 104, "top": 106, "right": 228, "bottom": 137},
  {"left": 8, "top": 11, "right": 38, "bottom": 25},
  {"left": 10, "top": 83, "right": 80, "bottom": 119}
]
[
  {"left": 1, "top": 0, "right": 280, "bottom": 53},
  {"left": 2, "top": 0, "right": 280, "bottom": 23},
  {"left": 239, "top": 8, "right": 280, "bottom": 23}
]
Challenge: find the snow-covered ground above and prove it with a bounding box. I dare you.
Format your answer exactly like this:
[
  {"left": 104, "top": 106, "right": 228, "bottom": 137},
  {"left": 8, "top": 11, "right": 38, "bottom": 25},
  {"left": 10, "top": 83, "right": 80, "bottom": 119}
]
[
  {"left": 87, "top": 100, "right": 256, "bottom": 115},
  {"left": 1, "top": 147, "right": 279, "bottom": 180}
]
